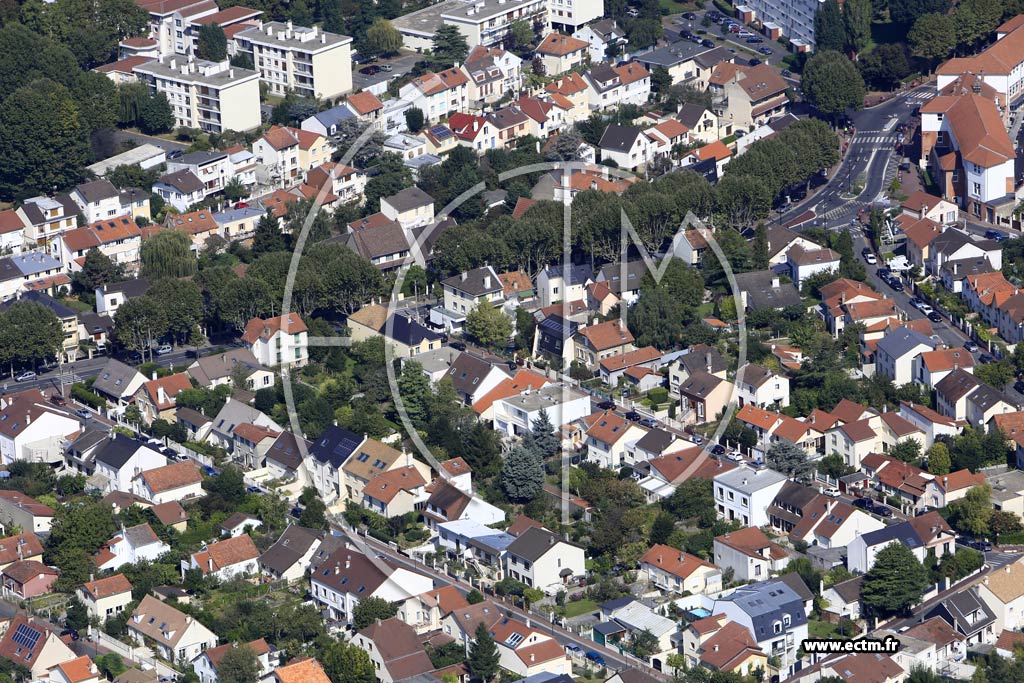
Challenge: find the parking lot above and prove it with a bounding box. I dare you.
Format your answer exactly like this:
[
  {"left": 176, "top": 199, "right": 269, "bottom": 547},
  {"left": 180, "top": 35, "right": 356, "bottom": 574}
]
[
  {"left": 351, "top": 51, "right": 423, "bottom": 92},
  {"left": 662, "top": 8, "right": 794, "bottom": 71}
]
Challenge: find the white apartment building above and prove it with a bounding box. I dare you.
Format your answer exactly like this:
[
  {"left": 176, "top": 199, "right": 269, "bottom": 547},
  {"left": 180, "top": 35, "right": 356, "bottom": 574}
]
[
  {"left": 740, "top": 0, "right": 823, "bottom": 50},
  {"left": 394, "top": 0, "right": 549, "bottom": 52},
  {"left": 235, "top": 22, "right": 353, "bottom": 100},
  {"left": 549, "top": 0, "right": 605, "bottom": 33},
  {"left": 134, "top": 57, "right": 261, "bottom": 133}
]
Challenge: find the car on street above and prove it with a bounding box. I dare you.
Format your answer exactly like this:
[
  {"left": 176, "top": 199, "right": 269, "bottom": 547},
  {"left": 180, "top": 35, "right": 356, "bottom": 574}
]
[
  {"left": 683, "top": 11, "right": 697, "bottom": 19},
  {"left": 758, "top": 46, "right": 773, "bottom": 55},
  {"left": 964, "top": 340, "right": 979, "bottom": 352},
  {"left": 979, "top": 353, "right": 996, "bottom": 364},
  {"left": 909, "top": 297, "right": 923, "bottom": 308},
  {"left": 927, "top": 311, "right": 942, "bottom": 323},
  {"left": 917, "top": 302, "right": 934, "bottom": 315},
  {"left": 746, "top": 36, "right": 763, "bottom": 43},
  {"left": 75, "top": 408, "right": 92, "bottom": 420},
  {"left": 1014, "top": 380, "right": 1024, "bottom": 394},
  {"left": 586, "top": 652, "right": 607, "bottom": 667},
  {"left": 822, "top": 486, "right": 841, "bottom": 497},
  {"left": 14, "top": 371, "right": 36, "bottom": 382},
  {"left": 727, "top": 451, "right": 744, "bottom": 462},
  {"left": 156, "top": 344, "right": 173, "bottom": 355},
  {"left": 862, "top": 247, "right": 877, "bottom": 264},
  {"left": 701, "top": 38, "right": 715, "bottom": 48},
  {"left": 985, "top": 229, "right": 1007, "bottom": 241},
  {"left": 874, "top": 505, "right": 894, "bottom": 518},
  {"left": 49, "top": 393, "right": 66, "bottom": 406},
  {"left": 638, "top": 417, "right": 658, "bottom": 428},
  {"left": 887, "top": 278, "right": 904, "bottom": 292},
  {"left": 852, "top": 498, "right": 875, "bottom": 511},
  {"left": 625, "top": 411, "right": 642, "bottom": 422},
  {"left": 596, "top": 400, "right": 616, "bottom": 410},
  {"left": 711, "top": 444, "right": 726, "bottom": 455},
  {"left": 358, "top": 65, "right": 381, "bottom": 75}
]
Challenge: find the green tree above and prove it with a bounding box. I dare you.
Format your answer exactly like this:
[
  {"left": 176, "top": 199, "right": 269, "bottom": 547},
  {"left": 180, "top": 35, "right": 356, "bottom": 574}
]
[
  {"left": 197, "top": 23, "right": 227, "bottom": 61},
  {"left": 890, "top": 439, "right": 922, "bottom": 463},
  {"left": 397, "top": 361, "right": 431, "bottom": 427},
  {"left": 64, "top": 598, "right": 89, "bottom": 631},
  {"left": 951, "top": 484, "right": 993, "bottom": 538},
  {"left": 148, "top": 278, "right": 202, "bottom": 345},
  {"left": 926, "top": 442, "right": 951, "bottom": 475},
  {"left": 365, "top": 18, "right": 402, "bottom": 56},
  {"left": 431, "top": 24, "right": 469, "bottom": 65},
  {"left": 976, "top": 360, "right": 1014, "bottom": 389},
  {"left": 0, "top": 301, "right": 63, "bottom": 374},
  {"left": 138, "top": 92, "right": 175, "bottom": 134},
  {"left": 649, "top": 512, "right": 675, "bottom": 545},
  {"left": 650, "top": 66, "right": 673, "bottom": 95},
  {"left": 752, "top": 223, "right": 769, "bottom": 270},
  {"left": 352, "top": 597, "right": 399, "bottom": 630},
  {"left": 405, "top": 106, "right": 425, "bottom": 133},
  {"left": 94, "top": 654, "right": 126, "bottom": 679},
  {"left": 889, "top": 0, "right": 951, "bottom": 25},
  {"left": 204, "top": 465, "right": 247, "bottom": 506},
  {"left": 501, "top": 443, "right": 543, "bottom": 503},
  {"left": 320, "top": 640, "right": 375, "bottom": 683},
  {"left": 468, "top": 621, "right": 500, "bottom": 683},
  {"left": 253, "top": 209, "right": 286, "bottom": 255},
  {"left": 509, "top": 20, "right": 533, "bottom": 49},
  {"left": 664, "top": 478, "right": 715, "bottom": 527},
  {"left": 466, "top": 589, "right": 485, "bottom": 604},
  {"left": 364, "top": 153, "right": 413, "bottom": 213},
  {"left": 843, "top": 0, "right": 872, "bottom": 54},
  {"left": 861, "top": 542, "right": 930, "bottom": 617},
  {"left": 814, "top": 0, "right": 846, "bottom": 52},
  {"left": 858, "top": 43, "right": 911, "bottom": 90},
  {"left": 630, "top": 629, "right": 660, "bottom": 658},
  {"left": 528, "top": 409, "right": 559, "bottom": 458},
  {"left": 298, "top": 496, "right": 327, "bottom": 529},
  {"left": 989, "top": 509, "right": 1022, "bottom": 543},
  {"left": 217, "top": 645, "right": 259, "bottom": 683},
  {"left": 908, "top": 13, "right": 956, "bottom": 68},
  {"left": 141, "top": 230, "right": 196, "bottom": 279},
  {"left": 906, "top": 667, "right": 942, "bottom": 683},
  {"left": 0, "top": 78, "right": 87, "bottom": 200},
  {"left": 802, "top": 50, "right": 865, "bottom": 119},
  {"left": 464, "top": 300, "right": 512, "bottom": 350},
  {"left": 767, "top": 439, "right": 813, "bottom": 481},
  {"left": 817, "top": 452, "right": 855, "bottom": 479},
  {"left": 223, "top": 177, "right": 247, "bottom": 203}
]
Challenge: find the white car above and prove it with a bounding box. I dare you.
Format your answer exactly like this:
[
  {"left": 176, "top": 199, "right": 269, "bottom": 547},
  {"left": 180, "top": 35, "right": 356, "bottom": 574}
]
[
  {"left": 822, "top": 486, "right": 841, "bottom": 497},
  {"left": 918, "top": 303, "right": 934, "bottom": 316},
  {"left": 155, "top": 344, "right": 173, "bottom": 355},
  {"left": 864, "top": 252, "right": 877, "bottom": 264},
  {"left": 727, "top": 452, "right": 744, "bottom": 462},
  {"left": 14, "top": 371, "right": 36, "bottom": 382}
]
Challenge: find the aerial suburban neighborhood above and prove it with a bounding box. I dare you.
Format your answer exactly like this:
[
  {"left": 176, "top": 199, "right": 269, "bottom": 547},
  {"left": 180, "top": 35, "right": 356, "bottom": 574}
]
[{"left": 3, "top": 2, "right": 1024, "bottom": 683}]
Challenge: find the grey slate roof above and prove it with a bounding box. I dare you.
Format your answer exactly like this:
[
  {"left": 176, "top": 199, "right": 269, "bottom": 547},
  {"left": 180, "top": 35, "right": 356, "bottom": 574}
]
[
  {"left": 777, "top": 571, "right": 814, "bottom": 603},
  {"left": 829, "top": 575, "right": 864, "bottom": 603},
  {"left": 92, "top": 359, "right": 143, "bottom": 399},
  {"left": 445, "top": 352, "right": 506, "bottom": 397},
  {"left": 599, "top": 124, "right": 643, "bottom": 153},
  {"left": 157, "top": 170, "right": 204, "bottom": 195},
  {"left": 968, "top": 383, "right": 1015, "bottom": 412},
  {"left": 259, "top": 525, "right": 322, "bottom": 574},
  {"left": 598, "top": 261, "right": 647, "bottom": 294},
  {"left": 441, "top": 265, "right": 502, "bottom": 297},
  {"left": 16, "top": 291, "right": 77, "bottom": 319},
  {"left": 693, "top": 46, "right": 732, "bottom": 69},
  {"left": 935, "top": 368, "right": 982, "bottom": 403},
  {"left": 506, "top": 527, "right": 577, "bottom": 562},
  {"left": 677, "top": 103, "right": 710, "bottom": 129},
  {"left": 677, "top": 369, "right": 724, "bottom": 399},
  {"left": 634, "top": 428, "right": 676, "bottom": 454},
  {"left": 635, "top": 41, "right": 708, "bottom": 68},
  {"left": 309, "top": 424, "right": 363, "bottom": 468},
  {"left": 382, "top": 186, "right": 434, "bottom": 212},
  {"left": 388, "top": 313, "right": 443, "bottom": 347},
  {"left": 720, "top": 579, "right": 807, "bottom": 640},
  {"left": 732, "top": 270, "right": 802, "bottom": 310},
  {"left": 542, "top": 263, "right": 592, "bottom": 286},
  {"left": 75, "top": 179, "right": 120, "bottom": 203},
  {"left": 188, "top": 348, "right": 266, "bottom": 386},
  {"left": 876, "top": 326, "right": 935, "bottom": 360},
  {"left": 98, "top": 278, "right": 151, "bottom": 298},
  {"left": 679, "top": 344, "right": 728, "bottom": 375},
  {"left": 95, "top": 434, "right": 160, "bottom": 470},
  {"left": 266, "top": 431, "right": 310, "bottom": 471},
  {"left": 861, "top": 520, "right": 923, "bottom": 550}
]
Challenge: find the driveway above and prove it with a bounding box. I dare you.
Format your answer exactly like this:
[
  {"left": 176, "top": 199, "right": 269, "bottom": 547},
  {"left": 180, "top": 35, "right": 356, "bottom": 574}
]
[{"left": 351, "top": 51, "right": 423, "bottom": 92}]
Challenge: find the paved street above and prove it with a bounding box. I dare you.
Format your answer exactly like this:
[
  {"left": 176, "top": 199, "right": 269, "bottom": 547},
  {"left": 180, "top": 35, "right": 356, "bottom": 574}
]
[
  {"left": 662, "top": 10, "right": 790, "bottom": 68},
  {"left": 114, "top": 131, "right": 189, "bottom": 154},
  {"left": 351, "top": 51, "right": 423, "bottom": 93}
]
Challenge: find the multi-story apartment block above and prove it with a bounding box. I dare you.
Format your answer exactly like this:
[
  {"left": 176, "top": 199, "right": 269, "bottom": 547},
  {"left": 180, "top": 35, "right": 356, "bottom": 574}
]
[
  {"left": 739, "top": 0, "right": 823, "bottom": 50},
  {"left": 135, "top": 0, "right": 217, "bottom": 56},
  {"left": 234, "top": 22, "right": 353, "bottom": 100},
  {"left": 134, "top": 57, "right": 261, "bottom": 133},
  {"left": 394, "top": 0, "right": 549, "bottom": 51},
  {"left": 549, "top": 0, "right": 604, "bottom": 33}
]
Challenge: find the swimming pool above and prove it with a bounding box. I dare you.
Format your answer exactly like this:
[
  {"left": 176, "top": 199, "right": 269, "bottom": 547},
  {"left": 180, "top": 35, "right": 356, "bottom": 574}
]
[{"left": 689, "top": 607, "right": 712, "bottom": 618}]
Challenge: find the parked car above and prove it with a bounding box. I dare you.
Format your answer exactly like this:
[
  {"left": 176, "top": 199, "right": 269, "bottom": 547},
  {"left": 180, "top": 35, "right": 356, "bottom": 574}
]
[
  {"left": 852, "top": 498, "right": 875, "bottom": 511},
  {"left": 14, "top": 371, "right": 36, "bottom": 382},
  {"left": 985, "top": 229, "right": 1007, "bottom": 241},
  {"left": 1014, "top": 380, "right": 1024, "bottom": 394},
  {"left": 596, "top": 400, "right": 616, "bottom": 410},
  {"left": 358, "top": 65, "right": 381, "bottom": 75},
  {"left": 290, "top": 506, "right": 303, "bottom": 519},
  {"left": 928, "top": 312, "right": 943, "bottom": 324},
  {"left": 246, "top": 486, "right": 263, "bottom": 494},
  {"left": 638, "top": 417, "right": 657, "bottom": 428},
  {"left": 683, "top": 11, "right": 697, "bottom": 19},
  {"left": 874, "top": 505, "right": 894, "bottom": 518},
  {"left": 60, "top": 629, "right": 79, "bottom": 642},
  {"left": 155, "top": 344, "right": 173, "bottom": 355},
  {"left": 758, "top": 46, "right": 773, "bottom": 55},
  {"left": 727, "top": 451, "right": 744, "bottom": 462},
  {"left": 918, "top": 303, "right": 934, "bottom": 316},
  {"left": 964, "top": 340, "right": 979, "bottom": 352},
  {"left": 49, "top": 393, "right": 67, "bottom": 406},
  {"left": 701, "top": 38, "right": 715, "bottom": 48},
  {"left": 887, "top": 278, "right": 904, "bottom": 292},
  {"left": 876, "top": 267, "right": 891, "bottom": 278},
  {"left": 202, "top": 465, "right": 218, "bottom": 476},
  {"left": 711, "top": 444, "right": 726, "bottom": 455},
  {"left": 747, "top": 58, "right": 762, "bottom": 66},
  {"left": 979, "top": 353, "right": 996, "bottom": 364},
  {"left": 746, "top": 36, "right": 763, "bottom": 43},
  {"left": 625, "top": 411, "right": 642, "bottom": 421},
  {"left": 822, "top": 486, "right": 841, "bottom": 497},
  {"left": 908, "top": 297, "right": 923, "bottom": 308},
  {"left": 862, "top": 247, "right": 877, "bottom": 264},
  {"left": 166, "top": 149, "right": 184, "bottom": 160},
  {"left": 585, "top": 652, "right": 607, "bottom": 667},
  {"left": 75, "top": 408, "right": 92, "bottom": 420}
]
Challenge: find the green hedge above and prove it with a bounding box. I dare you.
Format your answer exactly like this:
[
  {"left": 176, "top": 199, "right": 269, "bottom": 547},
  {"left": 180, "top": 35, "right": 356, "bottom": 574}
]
[{"left": 71, "top": 384, "right": 105, "bottom": 409}]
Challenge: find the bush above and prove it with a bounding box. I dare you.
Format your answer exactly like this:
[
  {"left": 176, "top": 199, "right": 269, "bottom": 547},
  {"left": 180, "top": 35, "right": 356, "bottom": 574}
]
[
  {"left": 647, "top": 387, "right": 669, "bottom": 405},
  {"left": 71, "top": 384, "right": 105, "bottom": 409}
]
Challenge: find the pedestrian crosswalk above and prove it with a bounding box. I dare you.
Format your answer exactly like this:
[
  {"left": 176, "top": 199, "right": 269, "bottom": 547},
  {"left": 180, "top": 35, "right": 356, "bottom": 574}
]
[
  {"left": 854, "top": 134, "right": 899, "bottom": 145},
  {"left": 904, "top": 90, "right": 932, "bottom": 102}
]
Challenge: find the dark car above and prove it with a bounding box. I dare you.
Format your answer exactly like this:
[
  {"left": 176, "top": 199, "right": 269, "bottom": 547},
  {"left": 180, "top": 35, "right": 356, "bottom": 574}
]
[
  {"left": 758, "top": 46, "right": 773, "bottom": 55},
  {"left": 928, "top": 311, "right": 943, "bottom": 323},
  {"left": 964, "top": 340, "right": 980, "bottom": 352},
  {"left": 887, "top": 278, "right": 904, "bottom": 292},
  {"left": 1015, "top": 380, "right": 1024, "bottom": 394},
  {"left": 680, "top": 30, "right": 694, "bottom": 39},
  {"left": 701, "top": 38, "right": 715, "bottom": 48},
  {"left": 684, "top": 11, "right": 697, "bottom": 19},
  {"left": 985, "top": 229, "right": 1007, "bottom": 241},
  {"left": 711, "top": 444, "right": 726, "bottom": 456},
  {"left": 202, "top": 465, "right": 218, "bottom": 477},
  {"left": 166, "top": 149, "right": 184, "bottom": 159},
  {"left": 782, "top": 69, "right": 792, "bottom": 77},
  {"left": 450, "top": 341, "right": 467, "bottom": 351},
  {"left": 908, "top": 296, "right": 923, "bottom": 307},
  {"left": 60, "top": 629, "right": 79, "bottom": 641},
  {"left": 747, "top": 58, "right": 762, "bottom": 66},
  {"left": 852, "top": 498, "right": 875, "bottom": 512},
  {"left": 625, "top": 411, "right": 642, "bottom": 421},
  {"left": 979, "top": 353, "right": 996, "bottom": 364},
  {"left": 358, "top": 65, "right": 381, "bottom": 75},
  {"left": 874, "top": 505, "right": 894, "bottom": 518},
  {"left": 585, "top": 652, "right": 607, "bottom": 667},
  {"left": 596, "top": 400, "right": 616, "bottom": 410},
  {"left": 290, "top": 506, "right": 303, "bottom": 519},
  {"left": 746, "top": 37, "right": 763, "bottom": 43},
  {"left": 876, "top": 267, "right": 891, "bottom": 278},
  {"left": 246, "top": 486, "right": 262, "bottom": 494}
]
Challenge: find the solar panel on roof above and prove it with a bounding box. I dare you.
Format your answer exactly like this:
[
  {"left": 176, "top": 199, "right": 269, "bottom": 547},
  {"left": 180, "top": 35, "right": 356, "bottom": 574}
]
[
  {"left": 12, "top": 624, "right": 40, "bottom": 650},
  {"left": 430, "top": 126, "right": 453, "bottom": 140}
]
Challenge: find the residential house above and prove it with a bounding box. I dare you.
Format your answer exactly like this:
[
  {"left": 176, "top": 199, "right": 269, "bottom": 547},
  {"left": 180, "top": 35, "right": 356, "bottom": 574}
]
[
  {"left": 53, "top": 216, "right": 143, "bottom": 270},
  {"left": 677, "top": 370, "right": 730, "bottom": 425},
  {"left": 185, "top": 535, "right": 260, "bottom": 581},
  {"left": 735, "top": 363, "right": 789, "bottom": 409},
  {"left": 598, "top": 125, "right": 652, "bottom": 171},
  {"left": 639, "top": 544, "right": 722, "bottom": 595},
  {"left": 490, "top": 617, "right": 570, "bottom": 677},
  {"left": 491, "top": 383, "right": 591, "bottom": 438},
  {"left": 503, "top": 527, "right": 585, "bottom": 592},
  {"left": 341, "top": 439, "right": 421, "bottom": 504},
  {"left": 242, "top": 314, "right": 309, "bottom": 368},
  {"left": 573, "top": 20, "right": 625, "bottom": 62},
  {"left": 711, "top": 580, "right": 809, "bottom": 678},
  {"left": 787, "top": 245, "right": 841, "bottom": 289},
  {"left": 380, "top": 186, "right": 434, "bottom": 230},
  {"left": 128, "top": 595, "right": 218, "bottom": 663},
  {"left": 822, "top": 576, "right": 864, "bottom": 622},
  {"left": 135, "top": 373, "right": 192, "bottom": 426},
  {"left": 309, "top": 548, "right": 432, "bottom": 622},
  {"left": 713, "top": 527, "right": 789, "bottom": 582},
  {"left": 1, "top": 560, "right": 57, "bottom": 599},
  {"left": 152, "top": 170, "right": 206, "bottom": 213},
  {"left": 353, "top": 619, "right": 433, "bottom": 683},
  {"left": 192, "top": 640, "right": 270, "bottom": 683},
  {"left": 573, "top": 320, "right": 634, "bottom": 369},
  {"left": 914, "top": 348, "right": 975, "bottom": 389},
  {"left": 133, "top": 461, "right": 204, "bottom": 504},
  {"left": 876, "top": 326, "right": 937, "bottom": 385},
  {"left": 208, "top": 398, "right": 281, "bottom": 452},
  {"left": 923, "top": 589, "right": 997, "bottom": 646},
  {"left": 361, "top": 466, "right": 430, "bottom": 518},
  {"left": 76, "top": 574, "right": 133, "bottom": 621},
  {"left": 731, "top": 271, "right": 802, "bottom": 311},
  {"left": 90, "top": 435, "right": 167, "bottom": 495},
  {"left": 0, "top": 533, "right": 44, "bottom": 571},
  {"left": 300, "top": 103, "right": 355, "bottom": 138},
  {"left": 464, "top": 45, "right": 523, "bottom": 105},
  {"left": 306, "top": 425, "right": 366, "bottom": 502},
  {"left": 582, "top": 410, "right": 648, "bottom": 469},
  {"left": 94, "top": 524, "right": 170, "bottom": 571},
  {"left": 787, "top": 499, "right": 886, "bottom": 550},
  {"left": 48, "top": 655, "right": 102, "bottom": 683},
  {"left": 435, "top": 266, "right": 504, "bottom": 333},
  {"left": 847, "top": 522, "right": 927, "bottom": 573},
  {"left": 258, "top": 525, "right": 323, "bottom": 583},
  {"left": 681, "top": 617, "right": 767, "bottom": 678},
  {"left": 0, "top": 491, "right": 53, "bottom": 535},
  {"left": 677, "top": 103, "right": 721, "bottom": 145},
  {"left": 978, "top": 557, "right": 1024, "bottom": 634},
  {"left": 253, "top": 126, "right": 331, "bottom": 185},
  {"left": 714, "top": 467, "right": 788, "bottom": 527},
  {"left": 711, "top": 63, "right": 789, "bottom": 133},
  {"left": 536, "top": 33, "right": 589, "bottom": 75},
  {"left": 398, "top": 68, "right": 470, "bottom": 122},
  {"left": 186, "top": 348, "right": 274, "bottom": 391},
  {"left": 90, "top": 359, "right": 146, "bottom": 414},
  {"left": 444, "top": 352, "right": 511, "bottom": 406},
  {"left": 0, "top": 616, "right": 76, "bottom": 679},
  {"left": 0, "top": 391, "right": 80, "bottom": 465}
]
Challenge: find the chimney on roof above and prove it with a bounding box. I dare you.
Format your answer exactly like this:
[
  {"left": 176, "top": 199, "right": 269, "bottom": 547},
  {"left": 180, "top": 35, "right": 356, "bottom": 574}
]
[
  {"left": 461, "top": 271, "right": 468, "bottom": 281},
  {"left": 186, "top": 615, "right": 192, "bottom": 624},
  {"left": 346, "top": 556, "right": 351, "bottom": 569},
  {"left": 771, "top": 276, "right": 780, "bottom": 288},
  {"left": 208, "top": 557, "right": 214, "bottom": 572},
  {"left": 484, "top": 275, "right": 491, "bottom": 289}
]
